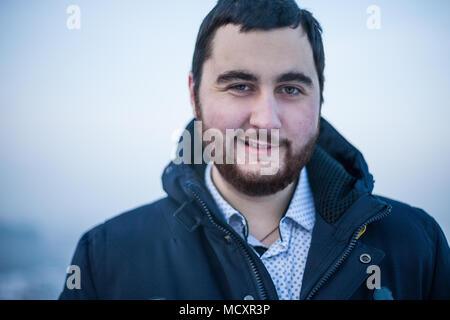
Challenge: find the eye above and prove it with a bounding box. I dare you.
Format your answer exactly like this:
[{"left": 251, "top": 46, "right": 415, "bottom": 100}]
[
  {"left": 229, "top": 84, "right": 252, "bottom": 94},
  {"left": 280, "top": 86, "right": 302, "bottom": 96}
]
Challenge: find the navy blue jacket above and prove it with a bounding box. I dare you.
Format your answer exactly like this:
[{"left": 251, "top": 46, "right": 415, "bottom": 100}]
[{"left": 59, "top": 118, "right": 449, "bottom": 300}]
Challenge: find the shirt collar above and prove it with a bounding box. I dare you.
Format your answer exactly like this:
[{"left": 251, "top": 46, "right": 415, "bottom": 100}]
[
  {"left": 284, "top": 167, "right": 315, "bottom": 232},
  {"left": 204, "top": 162, "right": 243, "bottom": 223}
]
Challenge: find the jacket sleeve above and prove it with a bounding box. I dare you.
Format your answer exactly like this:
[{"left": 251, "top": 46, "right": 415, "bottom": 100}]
[
  {"left": 58, "top": 229, "right": 101, "bottom": 300},
  {"left": 427, "top": 214, "right": 450, "bottom": 299}
]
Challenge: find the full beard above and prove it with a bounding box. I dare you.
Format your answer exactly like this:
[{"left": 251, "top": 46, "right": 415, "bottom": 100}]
[{"left": 197, "top": 102, "right": 320, "bottom": 197}]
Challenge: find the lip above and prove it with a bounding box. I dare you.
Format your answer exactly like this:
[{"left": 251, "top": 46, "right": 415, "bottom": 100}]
[
  {"left": 236, "top": 137, "right": 278, "bottom": 156},
  {"left": 237, "top": 137, "right": 277, "bottom": 149}
]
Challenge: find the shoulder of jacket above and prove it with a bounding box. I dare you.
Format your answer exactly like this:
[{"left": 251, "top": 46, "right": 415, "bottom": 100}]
[
  {"left": 373, "top": 195, "right": 444, "bottom": 244},
  {"left": 80, "top": 197, "right": 179, "bottom": 245}
]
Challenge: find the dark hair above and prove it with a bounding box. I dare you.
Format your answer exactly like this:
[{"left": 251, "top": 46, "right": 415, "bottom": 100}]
[{"left": 191, "top": 0, "right": 325, "bottom": 105}]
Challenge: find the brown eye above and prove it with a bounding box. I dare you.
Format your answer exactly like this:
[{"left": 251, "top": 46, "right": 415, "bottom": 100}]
[
  {"left": 282, "top": 86, "right": 301, "bottom": 96},
  {"left": 230, "top": 84, "right": 250, "bottom": 92}
]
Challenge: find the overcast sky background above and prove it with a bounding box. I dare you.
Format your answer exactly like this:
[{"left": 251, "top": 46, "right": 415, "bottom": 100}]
[{"left": 0, "top": 0, "right": 449, "bottom": 298}]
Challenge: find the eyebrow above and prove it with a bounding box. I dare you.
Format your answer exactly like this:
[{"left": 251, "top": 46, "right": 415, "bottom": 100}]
[
  {"left": 216, "top": 70, "right": 258, "bottom": 84},
  {"left": 276, "top": 72, "right": 314, "bottom": 88},
  {"left": 216, "top": 70, "right": 314, "bottom": 88}
]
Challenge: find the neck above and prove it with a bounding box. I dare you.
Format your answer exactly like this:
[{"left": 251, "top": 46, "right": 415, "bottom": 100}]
[{"left": 211, "top": 164, "right": 298, "bottom": 243}]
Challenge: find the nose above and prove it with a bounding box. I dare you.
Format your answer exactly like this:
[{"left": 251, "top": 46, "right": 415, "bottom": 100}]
[{"left": 248, "top": 91, "right": 281, "bottom": 130}]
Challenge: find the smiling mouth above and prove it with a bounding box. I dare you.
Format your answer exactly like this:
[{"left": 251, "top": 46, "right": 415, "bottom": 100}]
[{"left": 237, "top": 137, "right": 279, "bottom": 150}]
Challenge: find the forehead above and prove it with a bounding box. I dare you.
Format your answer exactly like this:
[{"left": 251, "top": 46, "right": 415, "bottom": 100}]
[{"left": 206, "top": 24, "right": 316, "bottom": 80}]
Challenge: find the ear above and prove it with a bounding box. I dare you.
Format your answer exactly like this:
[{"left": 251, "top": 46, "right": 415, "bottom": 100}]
[{"left": 188, "top": 72, "right": 198, "bottom": 119}]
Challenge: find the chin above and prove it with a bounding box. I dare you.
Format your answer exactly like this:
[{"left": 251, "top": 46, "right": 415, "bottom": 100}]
[
  {"left": 233, "top": 147, "right": 285, "bottom": 175},
  {"left": 234, "top": 161, "right": 284, "bottom": 178}
]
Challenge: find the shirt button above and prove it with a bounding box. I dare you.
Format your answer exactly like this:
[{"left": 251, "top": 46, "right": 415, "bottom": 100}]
[
  {"left": 360, "top": 253, "right": 372, "bottom": 264},
  {"left": 243, "top": 295, "right": 254, "bottom": 300}
]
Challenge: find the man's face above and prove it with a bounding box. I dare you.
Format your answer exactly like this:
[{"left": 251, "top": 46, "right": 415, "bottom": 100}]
[{"left": 190, "top": 24, "right": 321, "bottom": 196}]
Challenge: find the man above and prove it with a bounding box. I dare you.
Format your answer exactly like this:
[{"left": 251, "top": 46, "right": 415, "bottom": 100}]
[{"left": 59, "top": 0, "right": 449, "bottom": 300}]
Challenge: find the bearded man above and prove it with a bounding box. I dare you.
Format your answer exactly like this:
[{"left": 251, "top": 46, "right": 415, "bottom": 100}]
[{"left": 59, "top": 0, "right": 449, "bottom": 300}]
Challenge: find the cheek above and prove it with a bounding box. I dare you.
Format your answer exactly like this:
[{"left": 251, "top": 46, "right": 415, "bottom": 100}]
[
  {"left": 281, "top": 103, "right": 320, "bottom": 146},
  {"left": 201, "top": 96, "right": 249, "bottom": 131}
]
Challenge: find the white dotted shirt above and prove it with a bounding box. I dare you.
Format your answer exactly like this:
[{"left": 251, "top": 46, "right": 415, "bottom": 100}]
[{"left": 204, "top": 163, "right": 316, "bottom": 300}]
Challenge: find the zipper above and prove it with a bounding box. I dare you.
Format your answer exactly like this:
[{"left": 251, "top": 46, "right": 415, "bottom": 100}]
[
  {"left": 305, "top": 204, "right": 392, "bottom": 300},
  {"left": 186, "top": 183, "right": 271, "bottom": 300}
]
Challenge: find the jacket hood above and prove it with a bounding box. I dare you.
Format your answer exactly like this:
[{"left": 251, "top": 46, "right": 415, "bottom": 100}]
[{"left": 162, "top": 117, "right": 375, "bottom": 225}]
